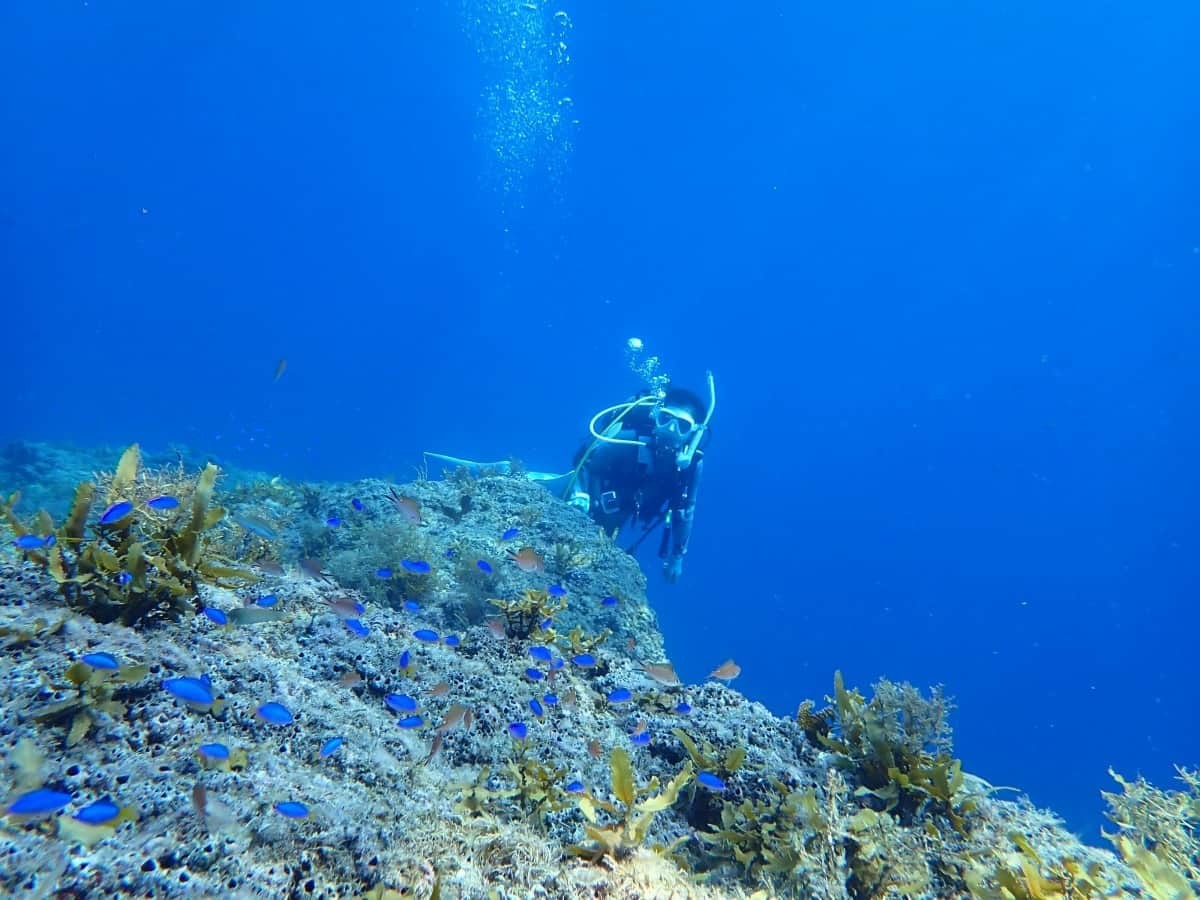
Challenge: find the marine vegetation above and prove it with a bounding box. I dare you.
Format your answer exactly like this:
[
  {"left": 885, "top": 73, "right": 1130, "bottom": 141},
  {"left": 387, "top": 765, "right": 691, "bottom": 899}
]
[
  {"left": 1102, "top": 766, "right": 1200, "bottom": 896},
  {"left": 490, "top": 589, "right": 567, "bottom": 639},
  {"left": 569, "top": 746, "right": 694, "bottom": 861},
  {"left": 1, "top": 444, "right": 258, "bottom": 627},
  {"left": 798, "top": 670, "right": 976, "bottom": 834},
  {"left": 29, "top": 657, "right": 149, "bottom": 747}
]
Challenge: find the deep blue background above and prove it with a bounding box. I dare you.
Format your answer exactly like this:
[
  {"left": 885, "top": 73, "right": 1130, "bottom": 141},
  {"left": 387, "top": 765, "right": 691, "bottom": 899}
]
[{"left": 3, "top": 2, "right": 1197, "bottom": 839}]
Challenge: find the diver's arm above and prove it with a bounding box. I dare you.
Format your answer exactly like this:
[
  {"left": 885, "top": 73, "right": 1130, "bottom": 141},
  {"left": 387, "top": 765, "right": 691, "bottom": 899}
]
[
  {"left": 662, "top": 458, "right": 702, "bottom": 581},
  {"left": 671, "top": 458, "right": 701, "bottom": 555}
]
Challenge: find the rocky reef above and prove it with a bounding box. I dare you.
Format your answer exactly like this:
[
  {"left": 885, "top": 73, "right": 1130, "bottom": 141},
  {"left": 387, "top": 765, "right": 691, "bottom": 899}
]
[{"left": 0, "top": 442, "right": 1196, "bottom": 899}]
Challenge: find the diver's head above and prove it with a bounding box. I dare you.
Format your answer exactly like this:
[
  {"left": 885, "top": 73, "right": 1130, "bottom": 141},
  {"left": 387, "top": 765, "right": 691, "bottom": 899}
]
[{"left": 651, "top": 387, "right": 707, "bottom": 453}]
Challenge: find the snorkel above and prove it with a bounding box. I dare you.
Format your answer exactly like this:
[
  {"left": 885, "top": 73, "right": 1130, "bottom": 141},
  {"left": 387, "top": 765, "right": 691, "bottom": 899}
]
[{"left": 674, "top": 369, "right": 715, "bottom": 469}]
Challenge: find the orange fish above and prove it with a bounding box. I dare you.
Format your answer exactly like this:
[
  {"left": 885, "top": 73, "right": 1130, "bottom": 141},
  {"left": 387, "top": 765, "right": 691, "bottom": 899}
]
[
  {"left": 587, "top": 739, "right": 601, "bottom": 759},
  {"left": 387, "top": 488, "right": 422, "bottom": 525},
  {"left": 709, "top": 659, "right": 741, "bottom": 681},
  {"left": 429, "top": 681, "right": 451, "bottom": 698},
  {"left": 486, "top": 618, "right": 507, "bottom": 639},
  {"left": 507, "top": 547, "right": 545, "bottom": 574},
  {"left": 273, "top": 357, "right": 287, "bottom": 381},
  {"left": 632, "top": 719, "right": 648, "bottom": 737},
  {"left": 642, "top": 662, "right": 681, "bottom": 687}
]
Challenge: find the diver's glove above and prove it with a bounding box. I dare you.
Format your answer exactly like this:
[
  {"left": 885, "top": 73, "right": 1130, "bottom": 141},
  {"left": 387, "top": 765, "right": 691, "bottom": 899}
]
[
  {"left": 568, "top": 491, "right": 591, "bottom": 513},
  {"left": 663, "top": 554, "right": 684, "bottom": 583}
]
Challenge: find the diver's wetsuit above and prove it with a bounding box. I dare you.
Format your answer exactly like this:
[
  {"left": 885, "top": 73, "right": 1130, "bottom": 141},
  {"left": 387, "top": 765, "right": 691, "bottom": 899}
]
[{"left": 571, "top": 397, "right": 706, "bottom": 565}]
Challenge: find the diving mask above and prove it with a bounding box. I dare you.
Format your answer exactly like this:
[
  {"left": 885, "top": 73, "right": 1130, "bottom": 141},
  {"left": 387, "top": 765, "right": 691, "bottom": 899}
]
[{"left": 652, "top": 406, "right": 697, "bottom": 436}]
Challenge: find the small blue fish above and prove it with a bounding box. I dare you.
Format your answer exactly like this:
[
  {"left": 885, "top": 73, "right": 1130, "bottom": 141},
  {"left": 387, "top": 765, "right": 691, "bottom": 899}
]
[
  {"left": 81, "top": 652, "right": 120, "bottom": 671},
  {"left": 565, "top": 780, "right": 585, "bottom": 794},
  {"left": 571, "top": 653, "right": 596, "bottom": 668},
  {"left": 255, "top": 702, "right": 294, "bottom": 725},
  {"left": 542, "top": 693, "right": 558, "bottom": 707},
  {"left": 528, "top": 646, "right": 553, "bottom": 663},
  {"left": 163, "top": 677, "right": 214, "bottom": 708},
  {"left": 345, "top": 618, "right": 369, "bottom": 638},
  {"left": 413, "top": 628, "right": 439, "bottom": 643},
  {"left": 476, "top": 559, "right": 493, "bottom": 574},
  {"left": 72, "top": 796, "right": 121, "bottom": 825},
  {"left": 528, "top": 698, "right": 545, "bottom": 718},
  {"left": 551, "top": 657, "right": 565, "bottom": 670},
  {"left": 444, "top": 548, "right": 457, "bottom": 559},
  {"left": 351, "top": 498, "right": 364, "bottom": 511},
  {"left": 501, "top": 527, "right": 520, "bottom": 541},
  {"left": 12, "top": 534, "right": 49, "bottom": 550},
  {"left": 697, "top": 772, "right": 727, "bottom": 791},
  {"left": 398, "top": 650, "right": 412, "bottom": 669},
  {"left": 385, "top": 693, "right": 418, "bottom": 713},
  {"left": 443, "top": 634, "right": 461, "bottom": 647},
  {"left": 402, "top": 599, "right": 421, "bottom": 613},
  {"left": 630, "top": 731, "right": 651, "bottom": 747},
  {"left": 117, "top": 571, "right": 133, "bottom": 587},
  {"left": 539, "top": 618, "right": 554, "bottom": 631},
  {"left": 274, "top": 801, "right": 310, "bottom": 819},
  {"left": 98, "top": 501, "right": 134, "bottom": 526},
  {"left": 397, "top": 715, "right": 424, "bottom": 729},
  {"left": 198, "top": 743, "right": 230, "bottom": 762},
  {"left": 4, "top": 787, "right": 72, "bottom": 818},
  {"left": 326, "top": 516, "right": 342, "bottom": 528},
  {"left": 203, "top": 607, "right": 229, "bottom": 626},
  {"left": 375, "top": 567, "right": 393, "bottom": 579},
  {"left": 319, "top": 736, "right": 343, "bottom": 758},
  {"left": 145, "top": 495, "right": 180, "bottom": 511},
  {"left": 601, "top": 596, "right": 618, "bottom": 608},
  {"left": 674, "top": 701, "right": 693, "bottom": 715},
  {"left": 547, "top": 584, "right": 567, "bottom": 597},
  {"left": 524, "top": 667, "right": 545, "bottom": 682},
  {"left": 255, "top": 594, "right": 279, "bottom": 608},
  {"left": 401, "top": 559, "right": 431, "bottom": 575},
  {"left": 508, "top": 722, "right": 528, "bottom": 740},
  {"left": 607, "top": 688, "right": 633, "bottom": 704}
]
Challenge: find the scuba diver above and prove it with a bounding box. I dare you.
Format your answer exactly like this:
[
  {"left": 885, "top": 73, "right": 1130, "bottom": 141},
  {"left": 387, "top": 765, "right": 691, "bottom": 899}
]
[
  {"left": 424, "top": 369, "right": 715, "bottom": 583},
  {"left": 560, "top": 374, "right": 715, "bottom": 582}
]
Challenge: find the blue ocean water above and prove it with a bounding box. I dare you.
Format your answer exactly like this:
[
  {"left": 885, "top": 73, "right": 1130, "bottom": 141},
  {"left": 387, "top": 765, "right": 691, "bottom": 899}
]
[{"left": 2, "top": 1, "right": 1196, "bottom": 841}]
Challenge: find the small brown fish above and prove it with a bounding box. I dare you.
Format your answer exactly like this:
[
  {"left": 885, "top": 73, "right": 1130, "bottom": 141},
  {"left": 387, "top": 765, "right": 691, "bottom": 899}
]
[
  {"left": 299, "top": 558, "right": 326, "bottom": 580},
  {"left": 429, "top": 681, "right": 451, "bottom": 698},
  {"left": 436, "top": 704, "right": 469, "bottom": 734},
  {"left": 626, "top": 637, "right": 637, "bottom": 652},
  {"left": 273, "top": 357, "right": 287, "bottom": 381},
  {"left": 338, "top": 671, "right": 363, "bottom": 689},
  {"left": 631, "top": 719, "right": 648, "bottom": 737},
  {"left": 191, "top": 783, "right": 208, "bottom": 831},
  {"left": 587, "top": 739, "right": 601, "bottom": 759},
  {"left": 254, "top": 560, "right": 284, "bottom": 575},
  {"left": 387, "top": 488, "right": 422, "bottom": 525},
  {"left": 507, "top": 546, "right": 545, "bottom": 574},
  {"left": 326, "top": 597, "right": 362, "bottom": 619},
  {"left": 486, "top": 618, "right": 507, "bottom": 639},
  {"left": 642, "top": 662, "right": 681, "bottom": 687},
  {"left": 463, "top": 709, "right": 475, "bottom": 731},
  {"left": 421, "top": 732, "right": 444, "bottom": 766},
  {"left": 709, "top": 659, "right": 741, "bottom": 681}
]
